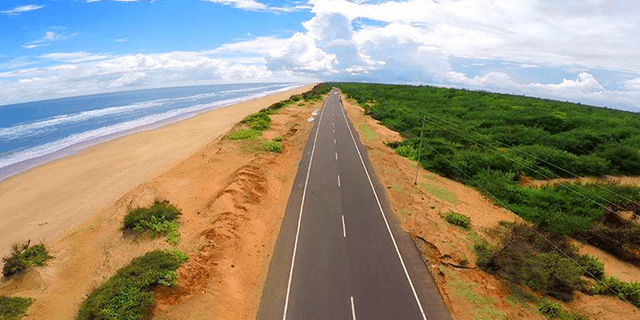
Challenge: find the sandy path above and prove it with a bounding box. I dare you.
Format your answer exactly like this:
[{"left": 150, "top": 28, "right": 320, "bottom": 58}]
[{"left": 0, "top": 85, "right": 314, "bottom": 257}]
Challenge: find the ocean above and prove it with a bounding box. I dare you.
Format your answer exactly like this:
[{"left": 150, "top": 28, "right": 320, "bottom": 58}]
[{"left": 0, "top": 82, "right": 303, "bottom": 181}]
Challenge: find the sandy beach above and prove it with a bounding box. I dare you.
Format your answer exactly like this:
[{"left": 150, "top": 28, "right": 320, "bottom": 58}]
[{"left": 0, "top": 84, "right": 314, "bottom": 258}]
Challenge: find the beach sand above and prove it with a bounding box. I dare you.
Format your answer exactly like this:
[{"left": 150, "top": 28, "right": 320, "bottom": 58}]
[{"left": 0, "top": 84, "right": 314, "bottom": 258}]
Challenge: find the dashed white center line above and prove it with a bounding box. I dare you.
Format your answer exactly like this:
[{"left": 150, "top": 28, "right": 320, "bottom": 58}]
[
  {"left": 335, "top": 152, "right": 338, "bottom": 160},
  {"left": 350, "top": 296, "right": 357, "bottom": 320},
  {"left": 342, "top": 215, "right": 346, "bottom": 238},
  {"left": 334, "top": 138, "right": 336, "bottom": 144},
  {"left": 333, "top": 128, "right": 335, "bottom": 133},
  {"left": 337, "top": 175, "right": 341, "bottom": 187}
]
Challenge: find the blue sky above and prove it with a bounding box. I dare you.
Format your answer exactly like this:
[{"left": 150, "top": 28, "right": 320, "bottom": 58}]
[{"left": 1, "top": 0, "right": 640, "bottom": 111}]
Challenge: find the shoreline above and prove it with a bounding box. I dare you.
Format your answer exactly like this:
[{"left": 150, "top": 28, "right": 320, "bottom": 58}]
[
  {"left": 0, "top": 84, "right": 306, "bottom": 182},
  {"left": 0, "top": 84, "right": 315, "bottom": 257}
]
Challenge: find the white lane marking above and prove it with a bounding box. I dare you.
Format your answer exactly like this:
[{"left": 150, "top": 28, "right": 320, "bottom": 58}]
[
  {"left": 334, "top": 138, "right": 337, "bottom": 144},
  {"left": 338, "top": 102, "right": 428, "bottom": 320},
  {"left": 333, "top": 128, "right": 336, "bottom": 133},
  {"left": 335, "top": 152, "right": 338, "bottom": 160},
  {"left": 282, "top": 97, "right": 327, "bottom": 320},
  {"left": 342, "top": 215, "right": 347, "bottom": 238},
  {"left": 350, "top": 296, "right": 356, "bottom": 320},
  {"left": 337, "top": 175, "right": 341, "bottom": 187}
]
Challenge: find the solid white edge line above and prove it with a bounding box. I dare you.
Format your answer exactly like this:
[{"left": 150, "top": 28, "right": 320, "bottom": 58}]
[
  {"left": 342, "top": 215, "right": 347, "bottom": 238},
  {"left": 350, "top": 296, "right": 356, "bottom": 320},
  {"left": 338, "top": 98, "right": 428, "bottom": 320},
  {"left": 282, "top": 97, "right": 327, "bottom": 320}
]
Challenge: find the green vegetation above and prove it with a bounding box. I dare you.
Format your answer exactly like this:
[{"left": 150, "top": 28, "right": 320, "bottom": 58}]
[
  {"left": 441, "top": 267, "right": 505, "bottom": 320},
  {"left": 580, "top": 254, "right": 604, "bottom": 280},
  {"left": 228, "top": 128, "right": 261, "bottom": 140},
  {"left": 124, "top": 200, "right": 182, "bottom": 245},
  {"left": 538, "top": 299, "right": 587, "bottom": 320},
  {"left": 594, "top": 276, "right": 640, "bottom": 308},
  {"left": 358, "top": 123, "right": 377, "bottom": 142},
  {"left": 77, "top": 250, "right": 188, "bottom": 320},
  {"left": 242, "top": 112, "right": 271, "bottom": 131},
  {"left": 419, "top": 182, "right": 459, "bottom": 204},
  {"left": 335, "top": 83, "right": 640, "bottom": 264},
  {"left": 442, "top": 211, "right": 471, "bottom": 229},
  {"left": 263, "top": 140, "right": 283, "bottom": 153},
  {"left": 2, "top": 241, "right": 52, "bottom": 277},
  {"left": 0, "top": 296, "right": 32, "bottom": 320},
  {"left": 480, "top": 224, "right": 583, "bottom": 301}
]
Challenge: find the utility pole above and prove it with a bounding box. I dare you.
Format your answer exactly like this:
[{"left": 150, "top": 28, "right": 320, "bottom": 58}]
[{"left": 414, "top": 115, "right": 426, "bottom": 185}]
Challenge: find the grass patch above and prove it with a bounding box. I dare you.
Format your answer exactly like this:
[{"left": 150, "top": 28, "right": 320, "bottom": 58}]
[
  {"left": 123, "top": 200, "right": 182, "bottom": 245},
  {"left": 442, "top": 211, "right": 471, "bottom": 229},
  {"left": 419, "top": 182, "right": 459, "bottom": 205},
  {"left": 538, "top": 299, "right": 587, "bottom": 320},
  {"left": 228, "top": 128, "right": 261, "bottom": 140},
  {"left": 0, "top": 296, "right": 32, "bottom": 320},
  {"left": 358, "top": 123, "right": 377, "bottom": 142},
  {"left": 443, "top": 268, "right": 505, "bottom": 320},
  {"left": 77, "top": 250, "right": 188, "bottom": 320},
  {"left": 2, "top": 241, "right": 52, "bottom": 277},
  {"left": 263, "top": 140, "right": 283, "bottom": 153}
]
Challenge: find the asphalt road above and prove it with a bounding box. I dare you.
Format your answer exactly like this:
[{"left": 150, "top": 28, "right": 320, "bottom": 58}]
[{"left": 258, "top": 90, "right": 452, "bottom": 320}]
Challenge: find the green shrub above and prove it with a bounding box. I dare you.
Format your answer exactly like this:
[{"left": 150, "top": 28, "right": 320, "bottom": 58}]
[
  {"left": 273, "top": 136, "right": 282, "bottom": 142},
  {"left": 77, "top": 250, "right": 188, "bottom": 320},
  {"left": 580, "top": 254, "right": 604, "bottom": 280},
  {"left": 2, "top": 241, "right": 52, "bottom": 277},
  {"left": 263, "top": 140, "right": 283, "bottom": 153},
  {"left": 242, "top": 112, "right": 271, "bottom": 131},
  {"left": 394, "top": 144, "right": 416, "bottom": 160},
  {"left": 538, "top": 299, "right": 587, "bottom": 319},
  {"left": 124, "top": 200, "right": 181, "bottom": 244},
  {"left": 594, "top": 276, "right": 640, "bottom": 308},
  {"left": 228, "top": 128, "right": 261, "bottom": 140},
  {"left": 442, "top": 211, "right": 471, "bottom": 229},
  {"left": 0, "top": 296, "right": 32, "bottom": 320},
  {"left": 538, "top": 299, "right": 560, "bottom": 318}
]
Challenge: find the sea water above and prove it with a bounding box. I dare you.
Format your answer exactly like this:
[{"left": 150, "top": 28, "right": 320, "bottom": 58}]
[{"left": 0, "top": 82, "right": 303, "bottom": 181}]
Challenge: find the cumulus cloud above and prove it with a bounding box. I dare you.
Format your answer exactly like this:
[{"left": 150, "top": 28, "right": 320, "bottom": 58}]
[{"left": 1, "top": 4, "right": 44, "bottom": 16}]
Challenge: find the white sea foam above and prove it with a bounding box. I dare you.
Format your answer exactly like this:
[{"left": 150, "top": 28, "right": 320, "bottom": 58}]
[{"left": 0, "top": 83, "right": 304, "bottom": 170}]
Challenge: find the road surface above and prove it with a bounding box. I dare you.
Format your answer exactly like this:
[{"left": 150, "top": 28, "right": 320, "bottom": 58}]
[{"left": 258, "top": 90, "right": 452, "bottom": 319}]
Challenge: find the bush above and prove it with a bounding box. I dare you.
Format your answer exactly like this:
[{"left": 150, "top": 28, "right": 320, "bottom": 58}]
[
  {"left": 594, "top": 276, "right": 640, "bottom": 308},
  {"left": 580, "top": 254, "right": 604, "bottom": 280},
  {"left": 124, "top": 200, "right": 182, "bottom": 244},
  {"left": 538, "top": 299, "right": 587, "bottom": 319},
  {"left": 395, "top": 144, "right": 417, "bottom": 160},
  {"left": 263, "top": 140, "right": 283, "bottom": 153},
  {"left": 480, "top": 225, "right": 583, "bottom": 301},
  {"left": 77, "top": 250, "right": 188, "bottom": 320},
  {"left": 442, "top": 211, "right": 471, "bottom": 229},
  {"left": 2, "top": 241, "right": 52, "bottom": 277},
  {"left": 228, "top": 128, "right": 261, "bottom": 140},
  {"left": 242, "top": 112, "right": 271, "bottom": 131},
  {"left": 0, "top": 296, "right": 32, "bottom": 320}
]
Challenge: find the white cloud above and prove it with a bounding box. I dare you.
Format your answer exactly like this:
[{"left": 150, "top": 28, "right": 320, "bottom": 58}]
[
  {"left": 1, "top": 4, "right": 44, "bottom": 16},
  {"left": 624, "top": 78, "right": 640, "bottom": 92},
  {"left": 114, "top": 38, "right": 127, "bottom": 42},
  {"left": 202, "top": 0, "right": 308, "bottom": 13},
  {"left": 0, "top": 51, "right": 285, "bottom": 105},
  {"left": 23, "top": 31, "right": 77, "bottom": 49},
  {"left": 40, "top": 52, "right": 113, "bottom": 63}
]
